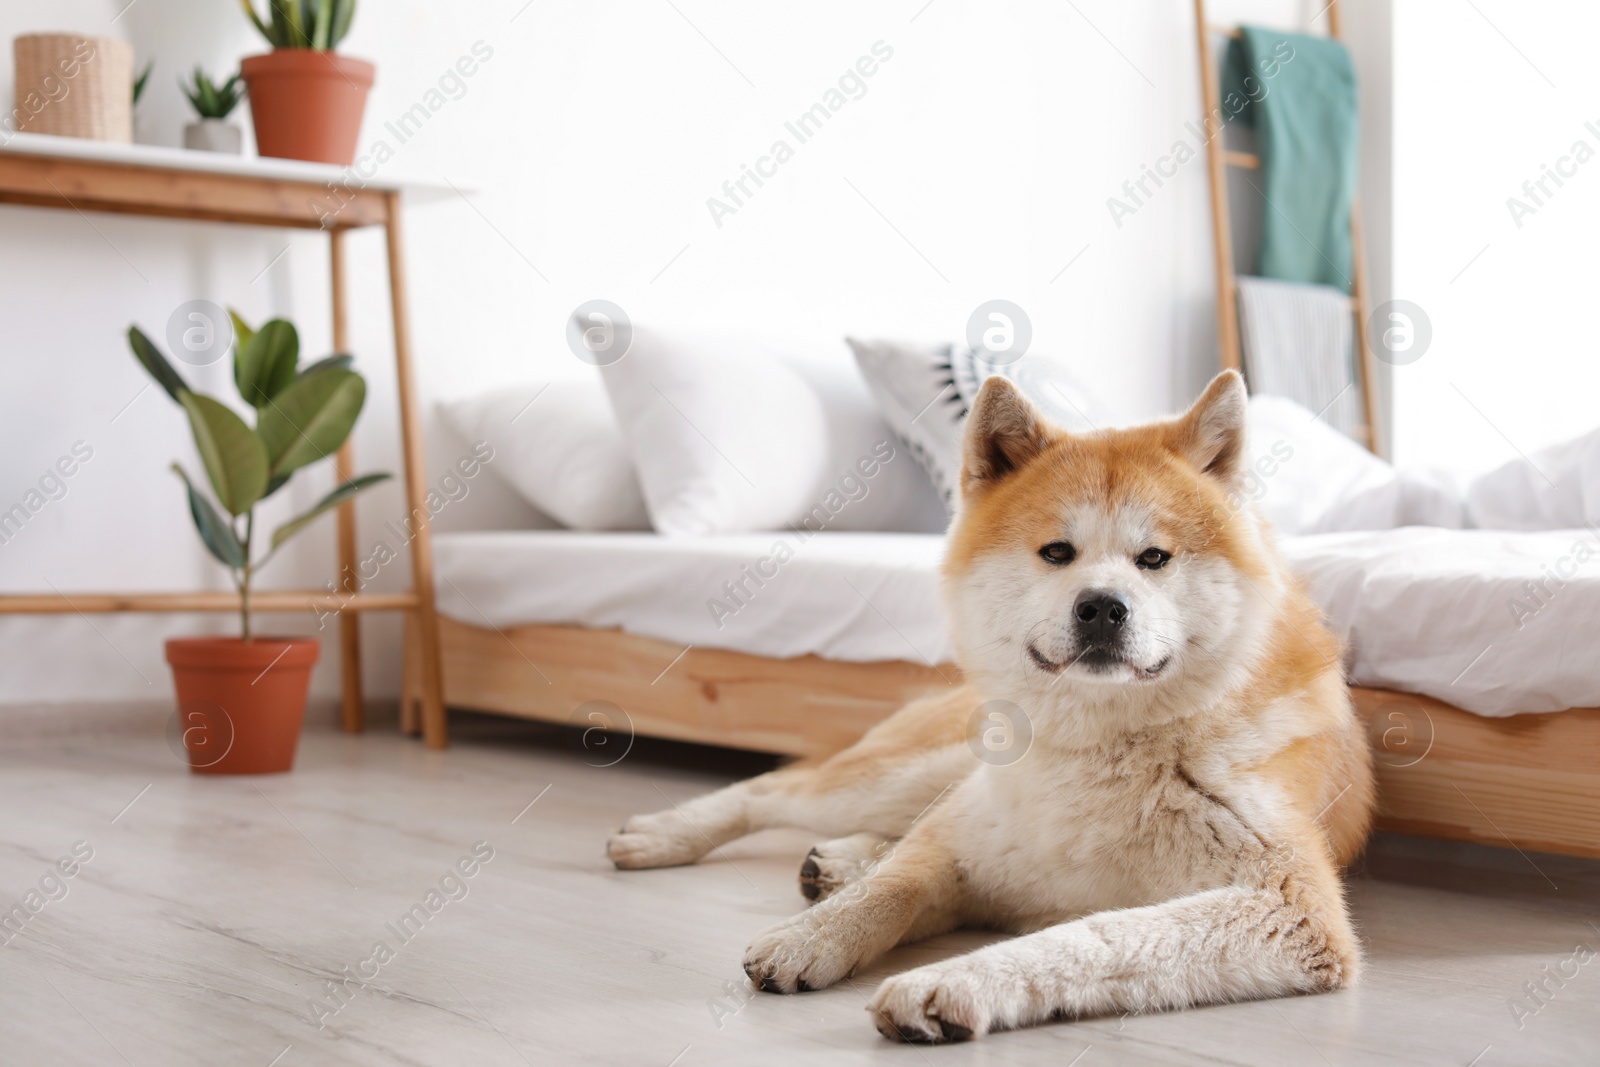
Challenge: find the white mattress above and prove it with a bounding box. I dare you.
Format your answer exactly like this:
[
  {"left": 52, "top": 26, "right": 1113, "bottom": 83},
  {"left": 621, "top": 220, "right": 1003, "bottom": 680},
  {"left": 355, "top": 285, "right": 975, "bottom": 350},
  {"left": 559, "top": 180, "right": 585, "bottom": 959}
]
[
  {"left": 434, "top": 527, "right": 1600, "bottom": 717},
  {"left": 434, "top": 531, "right": 955, "bottom": 667}
]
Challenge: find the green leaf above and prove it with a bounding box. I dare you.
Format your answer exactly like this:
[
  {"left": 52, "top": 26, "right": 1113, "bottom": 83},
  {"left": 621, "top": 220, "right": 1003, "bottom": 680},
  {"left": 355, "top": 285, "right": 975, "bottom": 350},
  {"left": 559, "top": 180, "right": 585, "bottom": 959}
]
[
  {"left": 270, "top": 472, "right": 389, "bottom": 551},
  {"left": 227, "top": 308, "right": 255, "bottom": 353},
  {"left": 219, "top": 72, "right": 245, "bottom": 115},
  {"left": 267, "top": 0, "right": 293, "bottom": 47},
  {"left": 172, "top": 464, "right": 246, "bottom": 568},
  {"left": 127, "top": 326, "right": 190, "bottom": 402},
  {"left": 180, "top": 392, "right": 269, "bottom": 515},
  {"left": 311, "top": 0, "right": 334, "bottom": 49},
  {"left": 330, "top": 0, "right": 356, "bottom": 50},
  {"left": 133, "top": 60, "right": 153, "bottom": 104},
  {"left": 257, "top": 368, "right": 366, "bottom": 476},
  {"left": 297, "top": 352, "right": 353, "bottom": 380},
  {"left": 183, "top": 66, "right": 242, "bottom": 117},
  {"left": 276, "top": 0, "right": 308, "bottom": 47},
  {"left": 235, "top": 319, "right": 299, "bottom": 408},
  {"left": 239, "top": 0, "right": 281, "bottom": 47}
]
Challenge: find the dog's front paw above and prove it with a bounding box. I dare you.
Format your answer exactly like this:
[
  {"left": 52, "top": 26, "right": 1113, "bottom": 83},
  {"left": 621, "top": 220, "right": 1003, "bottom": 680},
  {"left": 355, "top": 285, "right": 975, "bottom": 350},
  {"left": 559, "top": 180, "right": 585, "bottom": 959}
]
[
  {"left": 606, "top": 809, "right": 711, "bottom": 870},
  {"left": 868, "top": 964, "right": 993, "bottom": 1043},
  {"left": 741, "top": 911, "right": 866, "bottom": 994}
]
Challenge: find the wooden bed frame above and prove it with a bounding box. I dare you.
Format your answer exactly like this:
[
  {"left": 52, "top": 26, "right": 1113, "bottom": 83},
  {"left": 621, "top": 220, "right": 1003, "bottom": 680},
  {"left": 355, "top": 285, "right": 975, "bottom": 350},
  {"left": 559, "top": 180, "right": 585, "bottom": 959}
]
[{"left": 410, "top": 617, "right": 1600, "bottom": 861}]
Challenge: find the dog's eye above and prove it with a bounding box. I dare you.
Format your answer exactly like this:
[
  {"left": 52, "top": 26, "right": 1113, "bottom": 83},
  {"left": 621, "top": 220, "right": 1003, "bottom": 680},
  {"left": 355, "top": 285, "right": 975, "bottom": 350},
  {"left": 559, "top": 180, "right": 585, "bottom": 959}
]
[
  {"left": 1039, "top": 541, "right": 1076, "bottom": 565},
  {"left": 1136, "top": 547, "right": 1171, "bottom": 570}
]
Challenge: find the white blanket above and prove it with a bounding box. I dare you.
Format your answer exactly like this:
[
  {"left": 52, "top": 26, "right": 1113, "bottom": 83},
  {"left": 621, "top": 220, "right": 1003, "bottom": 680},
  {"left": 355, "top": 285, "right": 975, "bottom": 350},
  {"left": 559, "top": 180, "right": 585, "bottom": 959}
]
[
  {"left": 1283, "top": 527, "right": 1600, "bottom": 716},
  {"left": 1236, "top": 277, "right": 1365, "bottom": 441}
]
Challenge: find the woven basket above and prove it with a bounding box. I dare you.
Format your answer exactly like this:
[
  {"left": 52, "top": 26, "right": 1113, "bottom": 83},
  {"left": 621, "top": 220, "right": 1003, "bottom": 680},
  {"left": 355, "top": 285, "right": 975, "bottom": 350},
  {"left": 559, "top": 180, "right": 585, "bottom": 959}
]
[{"left": 12, "top": 34, "right": 134, "bottom": 143}]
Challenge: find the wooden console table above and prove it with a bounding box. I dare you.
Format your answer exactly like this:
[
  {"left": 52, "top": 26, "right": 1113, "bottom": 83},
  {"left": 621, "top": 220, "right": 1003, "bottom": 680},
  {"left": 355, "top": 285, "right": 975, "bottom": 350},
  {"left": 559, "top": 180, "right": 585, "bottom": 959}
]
[{"left": 0, "top": 132, "right": 450, "bottom": 747}]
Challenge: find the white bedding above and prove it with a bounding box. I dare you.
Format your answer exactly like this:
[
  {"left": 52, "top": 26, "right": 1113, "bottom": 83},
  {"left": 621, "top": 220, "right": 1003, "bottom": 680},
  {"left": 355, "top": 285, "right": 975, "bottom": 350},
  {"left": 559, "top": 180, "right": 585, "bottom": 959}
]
[
  {"left": 1282, "top": 527, "right": 1600, "bottom": 716},
  {"left": 434, "top": 531, "right": 955, "bottom": 667},
  {"left": 434, "top": 527, "right": 1600, "bottom": 717}
]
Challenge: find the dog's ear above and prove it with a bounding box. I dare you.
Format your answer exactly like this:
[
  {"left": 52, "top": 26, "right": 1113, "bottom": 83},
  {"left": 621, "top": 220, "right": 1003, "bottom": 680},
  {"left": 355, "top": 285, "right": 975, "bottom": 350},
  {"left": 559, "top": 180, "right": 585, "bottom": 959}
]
[
  {"left": 962, "top": 376, "right": 1053, "bottom": 493},
  {"left": 1170, "top": 370, "right": 1247, "bottom": 484}
]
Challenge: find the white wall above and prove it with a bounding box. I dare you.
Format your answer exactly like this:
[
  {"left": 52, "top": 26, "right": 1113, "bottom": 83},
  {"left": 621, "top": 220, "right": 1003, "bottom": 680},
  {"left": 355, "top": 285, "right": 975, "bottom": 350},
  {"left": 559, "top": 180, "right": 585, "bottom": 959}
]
[
  {"left": 1391, "top": 0, "right": 1600, "bottom": 473},
  {"left": 0, "top": 0, "right": 1323, "bottom": 706}
]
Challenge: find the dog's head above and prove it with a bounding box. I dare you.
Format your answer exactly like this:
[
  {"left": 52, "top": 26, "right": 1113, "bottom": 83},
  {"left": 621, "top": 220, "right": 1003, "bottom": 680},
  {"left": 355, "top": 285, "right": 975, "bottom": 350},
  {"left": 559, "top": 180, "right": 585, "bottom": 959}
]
[{"left": 943, "top": 371, "right": 1278, "bottom": 731}]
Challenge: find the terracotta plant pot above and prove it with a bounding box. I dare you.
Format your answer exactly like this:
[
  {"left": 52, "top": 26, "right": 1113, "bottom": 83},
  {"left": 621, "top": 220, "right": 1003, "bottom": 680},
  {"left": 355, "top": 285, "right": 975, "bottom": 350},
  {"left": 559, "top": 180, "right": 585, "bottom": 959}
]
[
  {"left": 165, "top": 637, "right": 320, "bottom": 774},
  {"left": 240, "top": 50, "right": 373, "bottom": 165}
]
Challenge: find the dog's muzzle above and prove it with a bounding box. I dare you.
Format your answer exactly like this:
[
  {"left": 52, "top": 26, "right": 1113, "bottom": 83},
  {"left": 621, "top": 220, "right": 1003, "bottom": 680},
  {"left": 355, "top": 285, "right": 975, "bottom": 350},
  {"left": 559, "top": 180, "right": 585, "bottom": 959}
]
[{"left": 1073, "top": 589, "right": 1129, "bottom": 663}]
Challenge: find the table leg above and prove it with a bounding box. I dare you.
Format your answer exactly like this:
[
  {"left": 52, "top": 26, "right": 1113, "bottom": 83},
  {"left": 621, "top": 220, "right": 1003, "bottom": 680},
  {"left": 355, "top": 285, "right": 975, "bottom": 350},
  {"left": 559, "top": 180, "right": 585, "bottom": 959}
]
[
  {"left": 400, "top": 612, "right": 422, "bottom": 736},
  {"left": 383, "top": 192, "right": 448, "bottom": 748},
  {"left": 330, "top": 228, "right": 365, "bottom": 733}
]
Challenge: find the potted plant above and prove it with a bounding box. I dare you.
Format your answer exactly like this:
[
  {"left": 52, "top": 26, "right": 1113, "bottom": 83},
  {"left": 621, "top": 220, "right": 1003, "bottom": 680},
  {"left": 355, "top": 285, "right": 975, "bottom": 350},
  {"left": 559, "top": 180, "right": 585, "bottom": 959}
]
[
  {"left": 238, "top": 0, "right": 371, "bottom": 164},
  {"left": 127, "top": 311, "right": 389, "bottom": 774},
  {"left": 181, "top": 67, "right": 247, "bottom": 154}
]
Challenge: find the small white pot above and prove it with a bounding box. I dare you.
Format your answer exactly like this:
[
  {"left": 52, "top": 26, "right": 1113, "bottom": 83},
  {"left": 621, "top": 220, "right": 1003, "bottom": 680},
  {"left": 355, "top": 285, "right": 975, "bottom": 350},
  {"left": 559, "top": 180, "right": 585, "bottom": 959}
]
[{"left": 184, "top": 119, "right": 243, "bottom": 154}]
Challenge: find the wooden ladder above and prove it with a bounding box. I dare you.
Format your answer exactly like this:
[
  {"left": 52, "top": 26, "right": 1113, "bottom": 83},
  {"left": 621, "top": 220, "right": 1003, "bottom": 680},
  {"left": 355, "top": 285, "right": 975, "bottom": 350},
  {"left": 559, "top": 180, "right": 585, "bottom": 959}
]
[{"left": 1193, "top": 0, "right": 1382, "bottom": 455}]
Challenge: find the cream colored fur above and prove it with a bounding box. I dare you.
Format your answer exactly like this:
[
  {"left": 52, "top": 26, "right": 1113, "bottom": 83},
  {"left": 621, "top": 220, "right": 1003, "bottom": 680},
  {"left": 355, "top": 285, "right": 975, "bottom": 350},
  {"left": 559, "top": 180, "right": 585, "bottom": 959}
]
[{"left": 608, "top": 371, "right": 1374, "bottom": 1042}]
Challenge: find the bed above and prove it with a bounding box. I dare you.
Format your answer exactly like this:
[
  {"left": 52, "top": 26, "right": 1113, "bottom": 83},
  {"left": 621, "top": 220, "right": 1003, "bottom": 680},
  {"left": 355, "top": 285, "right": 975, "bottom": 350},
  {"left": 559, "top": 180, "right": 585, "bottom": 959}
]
[{"left": 407, "top": 528, "right": 1600, "bottom": 860}]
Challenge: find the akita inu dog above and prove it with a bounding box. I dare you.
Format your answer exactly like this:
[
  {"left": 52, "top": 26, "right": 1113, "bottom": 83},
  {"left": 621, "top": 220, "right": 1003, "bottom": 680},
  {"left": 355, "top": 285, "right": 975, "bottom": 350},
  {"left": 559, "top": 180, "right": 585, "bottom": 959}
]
[{"left": 609, "top": 370, "right": 1374, "bottom": 1042}]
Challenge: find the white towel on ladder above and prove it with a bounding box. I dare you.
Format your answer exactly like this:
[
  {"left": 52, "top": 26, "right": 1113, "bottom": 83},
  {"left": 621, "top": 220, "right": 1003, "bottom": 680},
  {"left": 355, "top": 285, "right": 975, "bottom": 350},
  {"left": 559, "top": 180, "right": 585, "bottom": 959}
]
[{"left": 1235, "top": 276, "right": 1364, "bottom": 441}]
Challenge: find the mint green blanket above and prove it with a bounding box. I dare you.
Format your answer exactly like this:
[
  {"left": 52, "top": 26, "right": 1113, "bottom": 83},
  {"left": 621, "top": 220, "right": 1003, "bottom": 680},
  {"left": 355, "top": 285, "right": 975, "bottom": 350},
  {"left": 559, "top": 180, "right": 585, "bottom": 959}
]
[{"left": 1223, "top": 26, "right": 1358, "bottom": 292}]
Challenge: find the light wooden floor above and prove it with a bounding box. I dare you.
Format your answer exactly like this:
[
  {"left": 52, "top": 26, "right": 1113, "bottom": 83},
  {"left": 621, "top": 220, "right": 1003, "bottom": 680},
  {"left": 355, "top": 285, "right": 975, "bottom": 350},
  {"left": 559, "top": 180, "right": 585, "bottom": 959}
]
[{"left": 2, "top": 709, "right": 1597, "bottom": 1066}]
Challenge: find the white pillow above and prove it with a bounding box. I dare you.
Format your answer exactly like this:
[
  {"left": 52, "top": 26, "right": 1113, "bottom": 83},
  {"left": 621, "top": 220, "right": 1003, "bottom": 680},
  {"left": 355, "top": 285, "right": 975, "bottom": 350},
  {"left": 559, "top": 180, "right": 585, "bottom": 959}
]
[
  {"left": 1467, "top": 422, "right": 1600, "bottom": 530},
  {"left": 598, "top": 326, "right": 830, "bottom": 536},
  {"left": 1242, "top": 394, "right": 1464, "bottom": 535},
  {"left": 437, "top": 381, "right": 650, "bottom": 530},
  {"left": 782, "top": 356, "right": 947, "bottom": 534},
  {"left": 847, "top": 338, "right": 1103, "bottom": 511}
]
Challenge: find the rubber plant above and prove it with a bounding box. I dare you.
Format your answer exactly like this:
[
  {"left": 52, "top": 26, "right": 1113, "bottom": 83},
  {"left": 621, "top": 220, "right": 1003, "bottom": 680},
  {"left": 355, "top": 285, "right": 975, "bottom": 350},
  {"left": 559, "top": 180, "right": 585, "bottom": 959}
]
[{"left": 127, "top": 313, "right": 388, "bottom": 640}]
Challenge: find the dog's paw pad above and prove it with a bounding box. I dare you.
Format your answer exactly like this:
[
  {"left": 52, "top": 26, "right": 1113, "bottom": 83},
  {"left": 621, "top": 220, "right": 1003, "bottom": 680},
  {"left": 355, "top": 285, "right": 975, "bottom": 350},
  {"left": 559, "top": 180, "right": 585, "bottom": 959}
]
[
  {"left": 797, "top": 849, "right": 828, "bottom": 902},
  {"left": 797, "top": 838, "right": 880, "bottom": 904},
  {"left": 937, "top": 1019, "right": 974, "bottom": 1042}
]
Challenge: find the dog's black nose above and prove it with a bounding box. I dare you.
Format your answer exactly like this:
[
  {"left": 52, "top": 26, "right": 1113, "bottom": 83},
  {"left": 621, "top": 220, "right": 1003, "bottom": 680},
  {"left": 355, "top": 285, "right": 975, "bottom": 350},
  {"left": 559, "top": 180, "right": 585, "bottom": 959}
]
[{"left": 1074, "top": 590, "right": 1129, "bottom": 640}]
